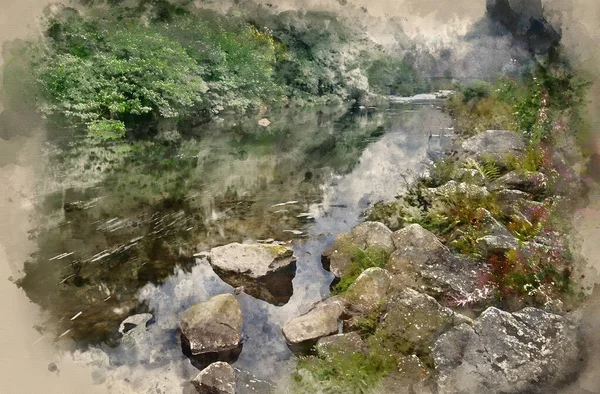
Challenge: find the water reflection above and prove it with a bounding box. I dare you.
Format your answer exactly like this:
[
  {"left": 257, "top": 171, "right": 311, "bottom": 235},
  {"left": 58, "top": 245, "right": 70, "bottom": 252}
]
[{"left": 19, "top": 102, "right": 451, "bottom": 391}]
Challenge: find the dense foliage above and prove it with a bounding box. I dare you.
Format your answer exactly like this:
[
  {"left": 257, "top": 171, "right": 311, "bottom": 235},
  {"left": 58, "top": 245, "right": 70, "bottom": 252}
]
[{"left": 21, "top": 2, "right": 428, "bottom": 139}]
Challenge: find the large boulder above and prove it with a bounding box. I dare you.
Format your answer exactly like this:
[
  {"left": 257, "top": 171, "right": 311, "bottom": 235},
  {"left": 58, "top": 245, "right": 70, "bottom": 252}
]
[
  {"left": 459, "top": 130, "right": 524, "bottom": 165},
  {"left": 322, "top": 221, "right": 393, "bottom": 279},
  {"left": 180, "top": 294, "right": 243, "bottom": 366},
  {"left": 343, "top": 267, "right": 393, "bottom": 314},
  {"left": 388, "top": 224, "right": 490, "bottom": 300},
  {"left": 433, "top": 307, "right": 580, "bottom": 393},
  {"left": 191, "top": 362, "right": 236, "bottom": 394},
  {"left": 375, "top": 286, "right": 472, "bottom": 364},
  {"left": 203, "top": 243, "right": 296, "bottom": 305},
  {"left": 282, "top": 297, "right": 346, "bottom": 353}
]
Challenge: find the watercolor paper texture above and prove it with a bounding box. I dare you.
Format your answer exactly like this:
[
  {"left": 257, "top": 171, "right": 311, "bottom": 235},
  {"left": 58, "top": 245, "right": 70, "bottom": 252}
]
[{"left": 0, "top": 0, "right": 599, "bottom": 393}]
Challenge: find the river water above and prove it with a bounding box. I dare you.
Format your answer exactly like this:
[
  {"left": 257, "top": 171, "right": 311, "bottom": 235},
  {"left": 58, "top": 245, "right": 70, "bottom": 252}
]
[{"left": 16, "top": 101, "right": 452, "bottom": 392}]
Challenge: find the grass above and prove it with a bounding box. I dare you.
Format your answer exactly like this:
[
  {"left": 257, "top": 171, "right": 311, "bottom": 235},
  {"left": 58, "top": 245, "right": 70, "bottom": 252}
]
[
  {"left": 293, "top": 349, "right": 396, "bottom": 394},
  {"left": 331, "top": 247, "right": 391, "bottom": 295}
]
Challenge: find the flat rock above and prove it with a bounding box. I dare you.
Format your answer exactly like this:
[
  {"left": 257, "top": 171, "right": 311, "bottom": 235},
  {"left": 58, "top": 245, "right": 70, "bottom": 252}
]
[
  {"left": 490, "top": 170, "right": 548, "bottom": 196},
  {"left": 388, "top": 224, "right": 489, "bottom": 300},
  {"left": 322, "top": 221, "right": 393, "bottom": 279},
  {"left": 316, "top": 332, "right": 365, "bottom": 358},
  {"left": 459, "top": 130, "right": 524, "bottom": 165},
  {"left": 282, "top": 297, "right": 346, "bottom": 352},
  {"left": 180, "top": 294, "right": 242, "bottom": 361},
  {"left": 433, "top": 307, "right": 580, "bottom": 393},
  {"left": 204, "top": 243, "right": 296, "bottom": 305},
  {"left": 192, "top": 362, "right": 236, "bottom": 394}
]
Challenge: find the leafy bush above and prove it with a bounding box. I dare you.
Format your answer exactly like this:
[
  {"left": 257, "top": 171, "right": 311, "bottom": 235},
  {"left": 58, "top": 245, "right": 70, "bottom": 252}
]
[
  {"left": 36, "top": 14, "right": 211, "bottom": 126},
  {"left": 460, "top": 80, "right": 492, "bottom": 103}
]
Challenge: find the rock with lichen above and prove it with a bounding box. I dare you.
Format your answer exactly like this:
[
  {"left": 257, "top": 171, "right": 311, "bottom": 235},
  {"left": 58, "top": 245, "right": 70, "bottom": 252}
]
[
  {"left": 202, "top": 243, "right": 297, "bottom": 305},
  {"left": 191, "top": 362, "right": 236, "bottom": 394},
  {"left": 388, "top": 224, "right": 489, "bottom": 300},
  {"left": 343, "top": 267, "right": 393, "bottom": 314},
  {"left": 322, "top": 221, "right": 393, "bottom": 279},
  {"left": 282, "top": 297, "right": 347, "bottom": 352},
  {"left": 179, "top": 294, "right": 243, "bottom": 366},
  {"left": 433, "top": 306, "right": 580, "bottom": 393},
  {"left": 490, "top": 170, "right": 548, "bottom": 196}
]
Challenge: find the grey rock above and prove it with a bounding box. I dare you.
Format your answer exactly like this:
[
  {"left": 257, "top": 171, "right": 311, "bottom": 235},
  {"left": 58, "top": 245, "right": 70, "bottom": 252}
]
[
  {"left": 282, "top": 297, "right": 346, "bottom": 351},
  {"left": 388, "top": 224, "right": 489, "bottom": 300},
  {"left": 475, "top": 208, "right": 519, "bottom": 255},
  {"left": 476, "top": 234, "right": 519, "bottom": 255},
  {"left": 433, "top": 307, "right": 580, "bottom": 393},
  {"left": 376, "top": 287, "right": 472, "bottom": 359},
  {"left": 490, "top": 170, "right": 548, "bottom": 195},
  {"left": 118, "top": 313, "right": 153, "bottom": 349},
  {"left": 234, "top": 368, "right": 275, "bottom": 394},
  {"left": 322, "top": 221, "right": 393, "bottom": 279},
  {"left": 316, "top": 332, "right": 365, "bottom": 357},
  {"left": 459, "top": 130, "right": 525, "bottom": 165},
  {"left": 180, "top": 294, "right": 242, "bottom": 358},
  {"left": 204, "top": 243, "right": 296, "bottom": 305},
  {"left": 344, "top": 267, "right": 392, "bottom": 314},
  {"left": 192, "top": 362, "right": 236, "bottom": 394}
]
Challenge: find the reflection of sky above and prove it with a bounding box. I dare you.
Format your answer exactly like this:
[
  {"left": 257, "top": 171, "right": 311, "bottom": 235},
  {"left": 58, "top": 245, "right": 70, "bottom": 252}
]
[{"left": 78, "top": 104, "right": 452, "bottom": 392}]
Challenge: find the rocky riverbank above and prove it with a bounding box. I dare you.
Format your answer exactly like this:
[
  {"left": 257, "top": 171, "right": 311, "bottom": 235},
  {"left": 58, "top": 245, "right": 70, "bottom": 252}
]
[{"left": 283, "top": 127, "right": 588, "bottom": 393}]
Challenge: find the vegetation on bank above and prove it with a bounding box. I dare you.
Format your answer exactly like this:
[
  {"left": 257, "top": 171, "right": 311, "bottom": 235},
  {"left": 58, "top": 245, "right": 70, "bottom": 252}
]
[
  {"left": 294, "top": 60, "right": 589, "bottom": 392},
  {"left": 5, "top": 0, "right": 428, "bottom": 140}
]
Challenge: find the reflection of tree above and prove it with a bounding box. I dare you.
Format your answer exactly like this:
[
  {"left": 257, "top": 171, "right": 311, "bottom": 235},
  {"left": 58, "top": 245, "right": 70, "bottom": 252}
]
[{"left": 18, "top": 105, "right": 392, "bottom": 344}]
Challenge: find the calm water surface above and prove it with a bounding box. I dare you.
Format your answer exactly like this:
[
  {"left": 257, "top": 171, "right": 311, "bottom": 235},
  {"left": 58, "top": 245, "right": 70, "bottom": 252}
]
[{"left": 19, "top": 102, "right": 452, "bottom": 392}]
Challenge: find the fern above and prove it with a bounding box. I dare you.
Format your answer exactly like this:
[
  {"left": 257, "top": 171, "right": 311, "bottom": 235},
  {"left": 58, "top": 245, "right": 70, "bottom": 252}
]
[{"left": 465, "top": 158, "right": 500, "bottom": 182}]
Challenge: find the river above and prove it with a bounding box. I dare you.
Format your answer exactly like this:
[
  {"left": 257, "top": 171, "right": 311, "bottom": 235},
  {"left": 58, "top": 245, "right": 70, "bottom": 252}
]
[{"left": 12, "top": 101, "right": 452, "bottom": 392}]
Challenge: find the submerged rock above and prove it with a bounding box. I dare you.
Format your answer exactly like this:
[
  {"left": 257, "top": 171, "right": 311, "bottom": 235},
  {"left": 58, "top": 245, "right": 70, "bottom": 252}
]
[
  {"left": 118, "top": 313, "right": 153, "bottom": 349},
  {"left": 282, "top": 297, "right": 346, "bottom": 352},
  {"left": 433, "top": 307, "right": 580, "bottom": 393},
  {"left": 191, "top": 362, "right": 236, "bottom": 394},
  {"left": 459, "top": 130, "right": 524, "bottom": 165},
  {"left": 322, "top": 221, "right": 393, "bottom": 279},
  {"left": 388, "top": 224, "right": 488, "bottom": 299},
  {"left": 204, "top": 243, "right": 297, "bottom": 305},
  {"left": 180, "top": 294, "right": 243, "bottom": 366}
]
